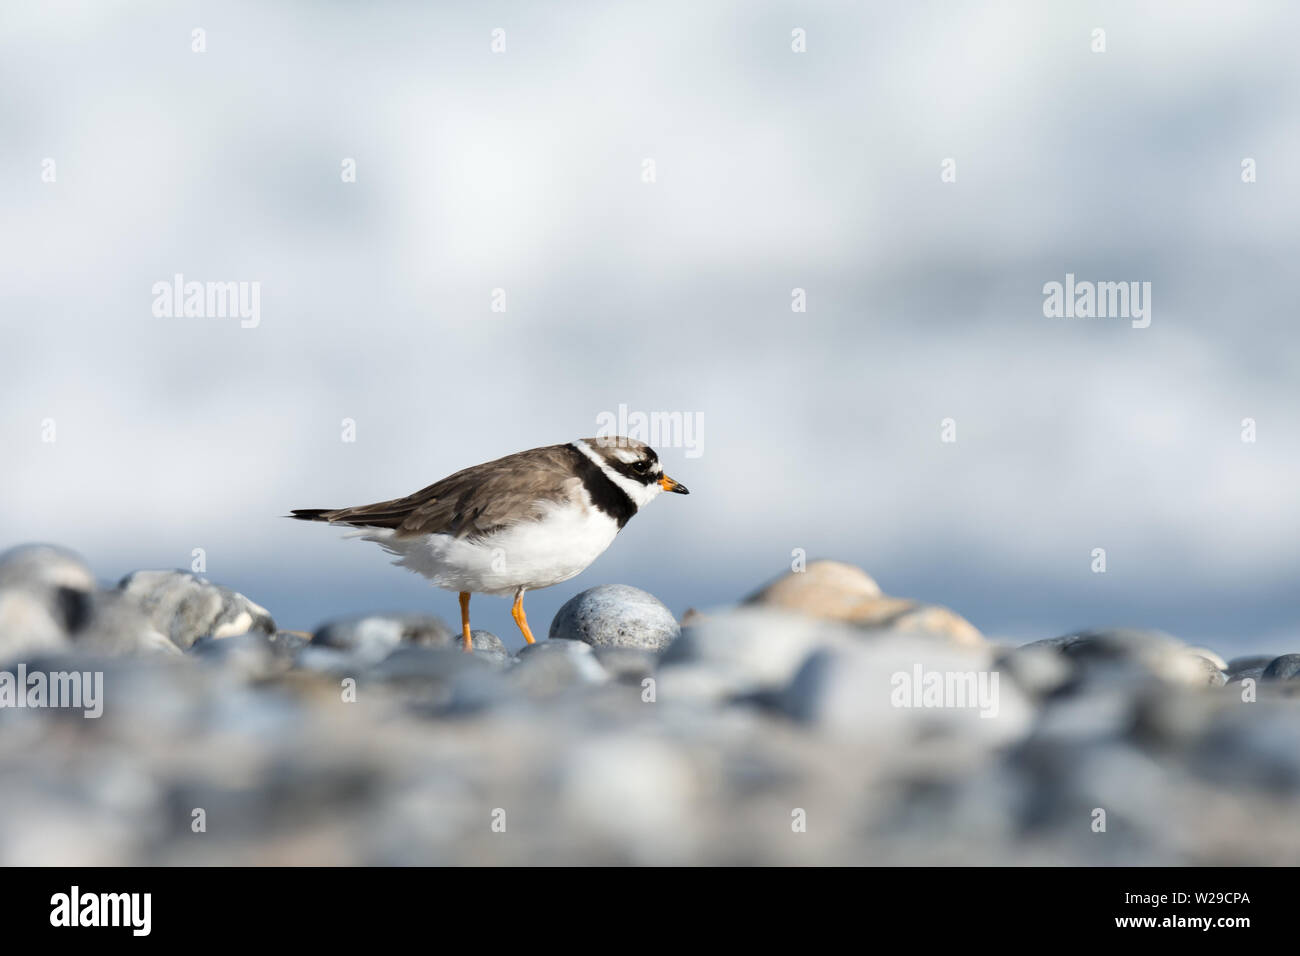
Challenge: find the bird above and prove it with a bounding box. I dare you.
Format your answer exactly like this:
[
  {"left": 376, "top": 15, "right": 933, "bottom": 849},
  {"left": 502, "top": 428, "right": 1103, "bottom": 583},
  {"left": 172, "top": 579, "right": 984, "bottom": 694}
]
[{"left": 289, "top": 436, "right": 689, "bottom": 651}]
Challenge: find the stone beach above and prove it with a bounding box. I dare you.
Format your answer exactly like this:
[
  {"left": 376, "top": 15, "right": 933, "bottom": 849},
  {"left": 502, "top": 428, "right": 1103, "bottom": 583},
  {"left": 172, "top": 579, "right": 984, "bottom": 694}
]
[{"left": 0, "top": 544, "right": 1297, "bottom": 865}]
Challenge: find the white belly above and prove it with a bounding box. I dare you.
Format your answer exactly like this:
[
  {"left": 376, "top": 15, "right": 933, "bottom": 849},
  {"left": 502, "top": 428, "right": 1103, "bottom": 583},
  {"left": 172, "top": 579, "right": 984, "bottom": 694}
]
[{"left": 353, "top": 502, "right": 621, "bottom": 595}]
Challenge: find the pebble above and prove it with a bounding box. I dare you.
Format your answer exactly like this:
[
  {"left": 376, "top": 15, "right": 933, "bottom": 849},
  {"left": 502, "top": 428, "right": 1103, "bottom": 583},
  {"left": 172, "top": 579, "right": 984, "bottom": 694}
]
[
  {"left": 777, "top": 635, "right": 1030, "bottom": 748},
  {"left": 1187, "top": 646, "right": 1228, "bottom": 671},
  {"left": 657, "top": 606, "right": 858, "bottom": 703},
  {"left": 1261, "top": 654, "right": 1300, "bottom": 681},
  {"left": 592, "top": 646, "right": 658, "bottom": 685},
  {"left": 464, "top": 629, "right": 511, "bottom": 665},
  {"left": 0, "top": 589, "right": 70, "bottom": 661},
  {"left": 0, "top": 543, "right": 96, "bottom": 595},
  {"left": 189, "top": 631, "right": 291, "bottom": 679},
  {"left": 2, "top": 543, "right": 1297, "bottom": 866},
  {"left": 1023, "top": 629, "right": 1226, "bottom": 688},
  {"left": 1225, "top": 655, "right": 1274, "bottom": 683},
  {"left": 0, "top": 545, "right": 97, "bottom": 653},
  {"left": 745, "top": 561, "right": 982, "bottom": 645},
  {"left": 559, "top": 735, "right": 698, "bottom": 864},
  {"left": 363, "top": 645, "right": 495, "bottom": 688},
  {"left": 745, "top": 560, "right": 882, "bottom": 615},
  {"left": 312, "top": 613, "right": 463, "bottom": 662},
  {"left": 548, "top": 584, "right": 680, "bottom": 650},
  {"left": 118, "top": 570, "right": 275, "bottom": 649},
  {"left": 996, "top": 643, "right": 1075, "bottom": 698},
  {"left": 76, "top": 592, "right": 180, "bottom": 656},
  {"left": 511, "top": 639, "right": 609, "bottom": 695}
]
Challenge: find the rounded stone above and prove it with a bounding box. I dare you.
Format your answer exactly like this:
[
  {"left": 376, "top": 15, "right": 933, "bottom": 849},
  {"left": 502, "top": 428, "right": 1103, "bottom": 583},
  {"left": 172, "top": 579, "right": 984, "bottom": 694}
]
[
  {"left": 743, "top": 561, "right": 981, "bottom": 645},
  {"left": 189, "top": 631, "right": 290, "bottom": 679},
  {"left": 512, "top": 639, "right": 609, "bottom": 694},
  {"left": 0, "top": 544, "right": 96, "bottom": 634},
  {"left": 1226, "top": 655, "right": 1274, "bottom": 683},
  {"left": 0, "top": 543, "right": 96, "bottom": 594},
  {"left": 743, "top": 560, "right": 882, "bottom": 619},
  {"left": 312, "top": 613, "right": 456, "bottom": 662},
  {"left": 592, "top": 646, "right": 658, "bottom": 684},
  {"left": 78, "top": 592, "right": 179, "bottom": 656},
  {"left": 1262, "top": 654, "right": 1300, "bottom": 681},
  {"left": 997, "top": 643, "right": 1075, "bottom": 697},
  {"left": 464, "top": 630, "right": 510, "bottom": 666},
  {"left": 1027, "top": 629, "right": 1223, "bottom": 687},
  {"left": 118, "top": 570, "right": 275, "bottom": 650},
  {"left": 548, "top": 584, "right": 679, "bottom": 651},
  {"left": 1186, "top": 646, "right": 1228, "bottom": 671},
  {"left": 0, "top": 589, "right": 69, "bottom": 660}
]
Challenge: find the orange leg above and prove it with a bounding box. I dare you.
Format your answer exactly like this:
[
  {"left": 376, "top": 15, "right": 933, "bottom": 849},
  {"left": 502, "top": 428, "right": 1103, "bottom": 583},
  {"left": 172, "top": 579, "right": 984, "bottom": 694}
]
[
  {"left": 511, "top": 589, "right": 536, "bottom": 644},
  {"left": 459, "top": 591, "right": 473, "bottom": 652}
]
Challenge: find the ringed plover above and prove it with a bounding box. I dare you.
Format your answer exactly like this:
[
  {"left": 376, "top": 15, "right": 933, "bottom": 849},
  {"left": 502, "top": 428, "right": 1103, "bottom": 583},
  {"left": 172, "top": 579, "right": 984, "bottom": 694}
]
[{"left": 290, "top": 437, "right": 689, "bottom": 651}]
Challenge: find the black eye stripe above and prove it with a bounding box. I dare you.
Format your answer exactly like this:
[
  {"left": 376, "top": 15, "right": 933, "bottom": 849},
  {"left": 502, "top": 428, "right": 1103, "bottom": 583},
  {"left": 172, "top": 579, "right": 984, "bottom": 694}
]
[{"left": 612, "top": 457, "right": 657, "bottom": 484}]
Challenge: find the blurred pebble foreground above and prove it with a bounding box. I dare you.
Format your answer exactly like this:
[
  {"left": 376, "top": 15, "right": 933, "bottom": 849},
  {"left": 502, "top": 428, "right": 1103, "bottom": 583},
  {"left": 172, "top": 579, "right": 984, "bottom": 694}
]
[{"left": 0, "top": 543, "right": 1297, "bottom": 866}]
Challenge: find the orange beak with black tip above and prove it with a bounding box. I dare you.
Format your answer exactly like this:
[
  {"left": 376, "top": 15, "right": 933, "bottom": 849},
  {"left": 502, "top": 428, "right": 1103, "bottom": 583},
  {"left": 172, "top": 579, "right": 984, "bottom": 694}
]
[{"left": 659, "top": 474, "right": 689, "bottom": 495}]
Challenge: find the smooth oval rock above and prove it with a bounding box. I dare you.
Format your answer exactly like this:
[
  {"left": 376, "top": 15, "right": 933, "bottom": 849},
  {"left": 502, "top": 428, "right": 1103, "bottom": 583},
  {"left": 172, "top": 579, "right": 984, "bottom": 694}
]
[
  {"left": 0, "top": 544, "right": 96, "bottom": 634},
  {"left": 592, "top": 646, "right": 658, "bottom": 685},
  {"left": 0, "top": 589, "right": 70, "bottom": 661},
  {"left": 744, "top": 560, "right": 882, "bottom": 619},
  {"left": 1025, "top": 629, "right": 1223, "bottom": 687},
  {"left": 312, "top": 613, "right": 459, "bottom": 663},
  {"left": 511, "top": 640, "right": 609, "bottom": 695},
  {"left": 657, "top": 606, "right": 860, "bottom": 703},
  {"left": 269, "top": 630, "right": 313, "bottom": 654},
  {"left": 77, "top": 592, "right": 180, "bottom": 656},
  {"left": 119, "top": 570, "right": 275, "bottom": 649},
  {"left": 745, "top": 561, "right": 982, "bottom": 645},
  {"left": 0, "top": 543, "right": 96, "bottom": 594},
  {"left": 190, "top": 631, "right": 290, "bottom": 679},
  {"left": 997, "top": 643, "right": 1075, "bottom": 697},
  {"left": 1262, "top": 654, "right": 1300, "bottom": 681},
  {"left": 1186, "top": 646, "right": 1228, "bottom": 671},
  {"left": 1226, "top": 655, "right": 1274, "bottom": 683},
  {"left": 463, "top": 630, "right": 510, "bottom": 666},
  {"left": 548, "top": 585, "right": 679, "bottom": 651},
  {"left": 863, "top": 601, "right": 984, "bottom": 646},
  {"left": 778, "top": 636, "right": 1028, "bottom": 747}
]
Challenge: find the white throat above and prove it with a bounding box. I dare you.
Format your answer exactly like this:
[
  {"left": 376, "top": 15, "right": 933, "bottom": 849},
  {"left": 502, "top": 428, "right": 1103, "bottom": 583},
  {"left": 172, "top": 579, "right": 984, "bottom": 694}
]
[{"left": 574, "top": 439, "right": 663, "bottom": 509}]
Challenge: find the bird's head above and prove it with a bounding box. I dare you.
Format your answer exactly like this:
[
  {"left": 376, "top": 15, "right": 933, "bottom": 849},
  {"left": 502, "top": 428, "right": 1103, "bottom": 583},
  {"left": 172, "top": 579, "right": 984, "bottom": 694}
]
[{"left": 579, "top": 435, "right": 689, "bottom": 508}]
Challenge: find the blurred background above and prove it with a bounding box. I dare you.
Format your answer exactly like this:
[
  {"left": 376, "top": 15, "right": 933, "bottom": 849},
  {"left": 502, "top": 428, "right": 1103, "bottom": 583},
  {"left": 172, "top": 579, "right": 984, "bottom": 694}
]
[{"left": 2, "top": 0, "right": 1297, "bottom": 653}]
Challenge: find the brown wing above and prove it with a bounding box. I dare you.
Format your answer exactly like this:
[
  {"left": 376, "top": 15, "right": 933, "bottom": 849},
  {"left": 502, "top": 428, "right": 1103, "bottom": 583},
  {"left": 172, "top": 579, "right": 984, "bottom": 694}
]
[{"left": 296, "top": 443, "right": 583, "bottom": 540}]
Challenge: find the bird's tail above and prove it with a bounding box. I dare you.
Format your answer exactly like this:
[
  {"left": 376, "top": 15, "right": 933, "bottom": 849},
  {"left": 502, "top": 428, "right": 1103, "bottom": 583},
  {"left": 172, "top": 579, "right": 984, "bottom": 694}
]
[{"left": 287, "top": 508, "right": 339, "bottom": 522}]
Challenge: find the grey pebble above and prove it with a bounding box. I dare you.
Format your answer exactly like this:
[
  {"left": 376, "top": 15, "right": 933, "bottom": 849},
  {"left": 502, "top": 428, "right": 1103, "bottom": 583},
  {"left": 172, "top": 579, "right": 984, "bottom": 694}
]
[
  {"left": 312, "top": 613, "right": 459, "bottom": 663},
  {"left": 1262, "top": 654, "right": 1300, "bottom": 681},
  {"left": 189, "top": 631, "right": 291, "bottom": 680},
  {"left": 1225, "top": 655, "right": 1274, "bottom": 683},
  {"left": 0, "top": 544, "right": 97, "bottom": 652},
  {"left": 592, "top": 646, "right": 658, "bottom": 685},
  {"left": 511, "top": 639, "right": 609, "bottom": 695},
  {"left": 0, "top": 543, "right": 96, "bottom": 595},
  {"left": 548, "top": 584, "right": 679, "bottom": 651},
  {"left": 118, "top": 570, "right": 275, "bottom": 649}
]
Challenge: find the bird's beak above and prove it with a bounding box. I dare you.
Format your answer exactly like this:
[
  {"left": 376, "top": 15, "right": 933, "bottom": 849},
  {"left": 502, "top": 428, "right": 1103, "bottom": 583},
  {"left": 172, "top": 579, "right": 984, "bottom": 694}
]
[{"left": 659, "top": 474, "right": 689, "bottom": 495}]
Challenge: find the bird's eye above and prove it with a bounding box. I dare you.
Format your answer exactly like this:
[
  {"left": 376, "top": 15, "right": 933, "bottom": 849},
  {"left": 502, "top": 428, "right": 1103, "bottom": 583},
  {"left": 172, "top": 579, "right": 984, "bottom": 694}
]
[{"left": 632, "top": 460, "right": 649, "bottom": 473}]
